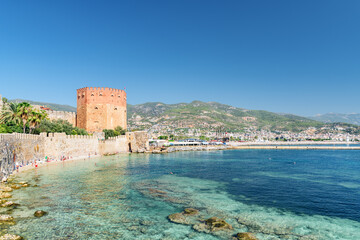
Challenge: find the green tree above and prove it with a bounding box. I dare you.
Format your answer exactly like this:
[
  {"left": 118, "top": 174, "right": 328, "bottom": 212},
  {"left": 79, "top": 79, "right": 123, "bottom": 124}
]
[
  {"left": 0, "top": 102, "right": 21, "bottom": 126},
  {"left": 103, "top": 129, "right": 116, "bottom": 139},
  {"left": 0, "top": 124, "right": 9, "bottom": 133},
  {"left": 1, "top": 97, "right": 8, "bottom": 105},
  {"left": 36, "top": 119, "right": 88, "bottom": 135},
  {"left": 103, "top": 126, "right": 126, "bottom": 139},
  {"left": 17, "top": 102, "right": 33, "bottom": 133},
  {"left": 28, "top": 110, "right": 48, "bottom": 134},
  {"left": 114, "top": 126, "right": 126, "bottom": 135}
]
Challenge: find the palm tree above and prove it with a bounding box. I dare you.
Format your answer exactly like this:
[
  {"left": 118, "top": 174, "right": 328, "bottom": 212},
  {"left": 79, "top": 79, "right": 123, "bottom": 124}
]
[
  {"left": 17, "top": 102, "right": 32, "bottom": 133},
  {"left": 28, "top": 110, "right": 48, "bottom": 134},
  {"left": 0, "top": 102, "right": 21, "bottom": 126}
]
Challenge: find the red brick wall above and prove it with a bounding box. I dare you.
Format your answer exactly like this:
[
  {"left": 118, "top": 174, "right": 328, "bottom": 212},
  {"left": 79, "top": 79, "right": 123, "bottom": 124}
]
[{"left": 76, "top": 87, "right": 127, "bottom": 132}]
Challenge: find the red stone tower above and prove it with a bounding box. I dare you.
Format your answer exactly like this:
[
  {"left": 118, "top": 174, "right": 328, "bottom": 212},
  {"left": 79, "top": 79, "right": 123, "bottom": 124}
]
[{"left": 76, "top": 87, "right": 127, "bottom": 132}]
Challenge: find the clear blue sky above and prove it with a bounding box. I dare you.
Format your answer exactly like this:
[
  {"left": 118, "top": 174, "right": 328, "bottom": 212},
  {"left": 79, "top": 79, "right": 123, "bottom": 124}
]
[{"left": 1, "top": 0, "right": 359, "bottom": 116}]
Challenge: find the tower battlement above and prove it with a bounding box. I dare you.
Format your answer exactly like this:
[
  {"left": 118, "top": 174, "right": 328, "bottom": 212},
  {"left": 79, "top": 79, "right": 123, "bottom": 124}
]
[{"left": 76, "top": 87, "right": 127, "bottom": 132}]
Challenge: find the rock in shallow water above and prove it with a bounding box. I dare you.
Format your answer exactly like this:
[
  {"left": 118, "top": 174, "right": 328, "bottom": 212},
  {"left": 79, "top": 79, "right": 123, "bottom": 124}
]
[
  {"left": 183, "top": 208, "right": 199, "bottom": 215},
  {"left": 0, "top": 192, "right": 12, "bottom": 199},
  {"left": 140, "top": 220, "right": 152, "bottom": 226},
  {"left": 0, "top": 187, "right": 13, "bottom": 192},
  {"left": 205, "top": 217, "right": 232, "bottom": 231},
  {"left": 34, "top": 210, "right": 48, "bottom": 217},
  {"left": 168, "top": 213, "right": 191, "bottom": 225},
  {"left": 236, "top": 232, "right": 257, "bottom": 240},
  {"left": 193, "top": 217, "right": 233, "bottom": 233},
  {"left": 0, "top": 215, "right": 14, "bottom": 222},
  {"left": 1, "top": 201, "right": 16, "bottom": 208},
  {"left": 167, "top": 208, "right": 200, "bottom": 225},
  {"left": 0, "top": 234, "right": 23, "bottom": 240}
]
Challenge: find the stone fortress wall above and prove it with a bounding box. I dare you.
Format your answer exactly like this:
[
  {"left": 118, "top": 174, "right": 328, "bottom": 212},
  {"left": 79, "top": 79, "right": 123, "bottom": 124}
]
[
  {"left": 0, "top": 133, "right": 44, "bottom": 166},
  {"left": 46, "top": 111, "right": 76, "bottom": 126},
  {"left": 77, "top": 87, "right": 127, "bottom": 132},
  {"left": 0, "top": 131, "right": 149, "bottom": 165},
  {"left": 32, "top": 105, "right": 77, "bottom": 127}
]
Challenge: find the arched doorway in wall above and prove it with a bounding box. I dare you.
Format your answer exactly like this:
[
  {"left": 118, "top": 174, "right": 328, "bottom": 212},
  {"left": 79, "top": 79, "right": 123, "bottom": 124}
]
[{"left": 128, "top": 143, "right": 132, "bottom": 153}]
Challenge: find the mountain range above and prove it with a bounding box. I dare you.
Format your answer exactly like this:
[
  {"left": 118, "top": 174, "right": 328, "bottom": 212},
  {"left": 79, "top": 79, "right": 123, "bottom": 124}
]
[
  {"left": 8, "top": 99, "right": 360, "bottom": 131},
  {"left": 127, "top": 101, "right": 358, "bottom": 133},
  {"left": 309, "top": 113, "right": 360, "bottom": 126},
  {"left": 10, "top": 99, "right": 77, "bottom": 112}
]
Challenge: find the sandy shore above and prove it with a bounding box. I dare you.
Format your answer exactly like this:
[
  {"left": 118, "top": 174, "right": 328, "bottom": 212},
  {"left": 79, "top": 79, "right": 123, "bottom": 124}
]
[{"left": 10, "top": 154, "right": 111, "bottom": 177}]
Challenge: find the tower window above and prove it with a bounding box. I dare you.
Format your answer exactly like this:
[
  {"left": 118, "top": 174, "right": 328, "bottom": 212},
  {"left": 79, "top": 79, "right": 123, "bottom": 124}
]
[
  {"left": 111, "top": 94, "right": 114, "bottom": 97},
  {"left": 91, "top": 93, "right": 94, "bottom": 96},
  {"left": 118, "top": 95, "right": 121, "bottom": 98},
  {"left": 114, "top": 107, "right": 118, "bottom": 110},
  {"left": 99, "top": 93, "right": 103, "bottom": 96},
  {"left": 95, "top": 107, "right": 98, "bottom": 109}
]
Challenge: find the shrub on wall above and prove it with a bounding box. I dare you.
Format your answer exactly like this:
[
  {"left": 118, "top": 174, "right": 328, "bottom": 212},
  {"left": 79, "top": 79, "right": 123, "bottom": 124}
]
[
  {"left": 0, "top": 121, "right": 23, "bottom": 133},
  {"left": 103, "top": 126, "right": 126, "bottom": 139},
  {"left": 35, "top": 119, "right": 88, "bottom": 135}
]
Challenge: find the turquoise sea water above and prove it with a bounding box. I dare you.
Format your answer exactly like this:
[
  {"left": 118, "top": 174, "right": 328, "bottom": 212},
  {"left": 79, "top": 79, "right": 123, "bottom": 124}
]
[{"left": 3, "top": 150, "right": 360, "bottom": 239}]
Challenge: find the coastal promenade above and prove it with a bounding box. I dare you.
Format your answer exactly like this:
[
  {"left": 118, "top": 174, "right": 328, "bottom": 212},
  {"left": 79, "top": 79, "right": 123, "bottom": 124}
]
[
  {"left": 228, "top": 141, "right": 360, "bottom": 150},
  {"left": 151, "top": 141, "right": 360, "bottom": 153},
  {"left": 232, "top": 145, "right": 360, "bottom": 150}
]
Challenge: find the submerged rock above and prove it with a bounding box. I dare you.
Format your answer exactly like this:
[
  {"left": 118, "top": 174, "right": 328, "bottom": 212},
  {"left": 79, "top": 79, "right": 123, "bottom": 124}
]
[
  {"left": 0, "top": 187, "right": 13, "bottom": 192},
  {"left": 236, "top": 232, "right": 257, "bottom": 240},
  {"left": 140, "top": 220, "right": 152, "bottom": 226},
  {"left": 0, "top": 192, "right": 12, "bottom": 199},
  {"left": 168, "top": 213, "right": 191, "bottom": 225},
  {"left": 0, "top": 234, "right": 23, "bottom": 240},
  {"left": 192, "top": 223, "right": 210, "bottom": 233},
  {"left": 168, "top": 208, "right": 200, "bottom": 225},
  {"left": 193, "top": 217, "right": 233, "bottom": 233},
  {"left": 34, "top": 210, "right": 48, "bottom": 217},
  {"left": 205, "top": 217, "right": 232, "bottom": 231},
  {"left": 183, "top": 208, "right": 199, "bottom": 216},
  {"left": 148, "top": 188, "right": 167, "bottom": 194},
  {"left": 1, "top": 201, "right": 16, "bottom": 207},
  {"left": 10, "top": 185, "right": 20, "bottom": 190},
  {"left": 0, "top": 215, "right": 14, "bottom": 222},
  {"left": 21, "top": 184, "right": 29, "bottom": 188}
]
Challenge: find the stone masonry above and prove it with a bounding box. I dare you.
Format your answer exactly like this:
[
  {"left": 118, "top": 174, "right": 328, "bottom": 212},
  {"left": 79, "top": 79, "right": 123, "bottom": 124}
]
[
  {"left": 0, "top": 131, "right": 149, "bottom": 166},
  {"left": 76, "top": 87, "right": 127, "bottom": 133},
  {"left": 33, "top": 106, "right": 77, "bottom": 127}
]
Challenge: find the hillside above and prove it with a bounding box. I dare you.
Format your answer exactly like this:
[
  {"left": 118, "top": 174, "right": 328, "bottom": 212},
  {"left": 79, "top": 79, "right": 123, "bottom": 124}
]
[
  {"left": 128, "top": 101, "right": 330, "bottom": 133},
  {"left": 309, "top": 113, "right": 360, "bottom": 126},
  {"left": 10, "top": 99, "right": 77, "bottom": 112},
  {"left": 7, "top": 98, "right": 359, "bottom": 135}
]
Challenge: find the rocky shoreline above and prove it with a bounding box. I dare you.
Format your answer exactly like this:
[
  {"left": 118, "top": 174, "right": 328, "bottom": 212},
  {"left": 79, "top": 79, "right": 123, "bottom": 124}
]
[{"left": 0, "top": 179, "right": 48, "bottom": 240}]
